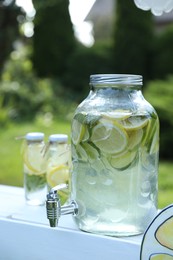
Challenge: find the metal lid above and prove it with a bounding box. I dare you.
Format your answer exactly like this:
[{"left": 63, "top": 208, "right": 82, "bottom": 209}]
[
  {"left": 49, "top": 134, "right": 68, "bottom": 143},
  {"left": 25, "top": 132, "right": 45, "bottom": 141},
  {"left": 90, "top": 74, "right": 143, "bottom": 86}
]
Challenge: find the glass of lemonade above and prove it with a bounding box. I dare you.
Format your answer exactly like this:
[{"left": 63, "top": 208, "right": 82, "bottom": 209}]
[
  {"left": 46, "top": 134, "right": 71, "bottom": 205},
  {"left": 23, "top": 132, "right": 47, "bottom": 206},
  {"left": 71, "top": 74, "right": 159, "bottom": 236}
]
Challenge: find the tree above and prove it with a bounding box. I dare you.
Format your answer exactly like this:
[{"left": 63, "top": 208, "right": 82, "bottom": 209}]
[
  {"left": 152, "top": 24, "right": 173, "bottom": 79},
  {"left": 32, "top": 0, "right": 76, "bottom": 78},
  {"left": 112, "top": 0, "right": 154, "bottom": 81},
  {"left": 0, "top": 0, "right": 21, "bottom": 74},
  {"left": 144, "top": 77, "right": 173, "bottom": 159}
]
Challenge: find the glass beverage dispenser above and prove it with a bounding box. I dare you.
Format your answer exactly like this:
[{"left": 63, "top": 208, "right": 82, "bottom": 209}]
[{"left": 46, "top": 74, "right": 159, "bottom": 237}]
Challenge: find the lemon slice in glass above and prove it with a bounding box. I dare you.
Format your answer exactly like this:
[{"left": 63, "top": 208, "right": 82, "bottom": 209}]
[
  {"left": 24, "top": 146, "right": 45, "bottom": 174},
  {"left": 101, "top": 110, "right": 132, "bottom": 120},
  {"left": 149, "top": 127, "right": 159, "bottom": 154},
  {"left": 142, "top": 117, "right": 159, "bottom": 148},
  {"left": 76, "top": 144, "right": 88, "bottom": 161},
  {"left": 120, "top": 116, "right": 149, "bottom": 130},
  {"left": 47, "top": 164, "right": 69, "bottom": 188},
  {"left": 71, "top": 119, "right": 85, "bottom": 145},
  {"left": 82, "top": 127, "right": 90, "bottom": 142},
  {"left": 91, "top": 120, "right": 128, "bottom": 154},
  {"left": 110, "top": 150, "right": 137, "bottom": 169},
  {"left": 82, "top": 143, "right": 99, "bottom": 162},
  {"left": 128, "top": 128, "right": 144, "bottom": 150}
]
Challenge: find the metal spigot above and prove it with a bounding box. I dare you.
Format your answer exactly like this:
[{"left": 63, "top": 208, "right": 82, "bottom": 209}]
[{"left": 46, "top": 183, "right": 78, "bottom": 227}]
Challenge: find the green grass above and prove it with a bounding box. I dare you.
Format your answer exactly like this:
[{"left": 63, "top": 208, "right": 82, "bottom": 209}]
[
  {"left": 158, "top": 161, "right": 173, "bottom": 208},
  {"left": 0, "top": 120, "right": 173, "bottom": 209},
  {"left": 0, "top": 119, "right": 71, "bottom": 187}
]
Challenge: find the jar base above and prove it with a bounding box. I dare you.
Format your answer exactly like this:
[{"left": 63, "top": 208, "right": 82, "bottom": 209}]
[{"left": 78, "top": 223, "right": 145, "bottom": 237}]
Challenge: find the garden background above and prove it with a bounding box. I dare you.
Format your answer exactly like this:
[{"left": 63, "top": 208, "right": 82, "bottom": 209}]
[{"left": 0, "top": 0, "right": 173, "bottom": 208}]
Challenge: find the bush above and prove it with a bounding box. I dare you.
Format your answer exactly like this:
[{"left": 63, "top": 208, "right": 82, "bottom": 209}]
[
  {"left": 63, "top": 42, "right": 114, "bottom": 100},
  {"left": 32, "top": 0, "right": 76, "bottom": 78},
  {"left": 152, "top": 24, "right": 173, "bottom": 79},
  {"left": 0, "top": 0, "right": 22, "bottom": 74},
  {"left": 144, "top": 77, "right": 173, "bottom": 159},
  {"left": 0, "top": 46, "right": 76, "bottom": 124},
  {"left": 112, "top": 0, "right": 154, "bottom": 81},
  {"left": 0, "top": 106, "right": 9, "bottom": 127}
]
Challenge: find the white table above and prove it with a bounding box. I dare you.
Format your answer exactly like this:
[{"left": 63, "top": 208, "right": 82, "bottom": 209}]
[{"left": 0, "top": 185, "right": 142, "bottom": 260}]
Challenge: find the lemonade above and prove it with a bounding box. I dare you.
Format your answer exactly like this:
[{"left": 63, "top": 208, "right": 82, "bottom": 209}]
[
  {"left": 71, "top": 74, "right": 159, "bottom": 236},
  {"left": 23, "top": 133, "right": 47, "bottom": 206},
  {"left": 46, "top": 134, "right": 71, "bottom": 205}
]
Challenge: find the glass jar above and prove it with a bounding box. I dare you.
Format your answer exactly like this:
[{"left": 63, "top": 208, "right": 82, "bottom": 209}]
[
  {"left": 23, "top": 132, "right": 47, "bottom": 206},
  {"left": 71, "top": 74, "right": 159, "bottom": 236},
  {"left": 46, "top": 134, "right": 71, "bottom": 205}
]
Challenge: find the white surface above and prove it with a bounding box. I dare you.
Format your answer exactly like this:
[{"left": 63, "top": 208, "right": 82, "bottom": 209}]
[{"left": 0, "top": 185, "right": 142, "bottom": 260}]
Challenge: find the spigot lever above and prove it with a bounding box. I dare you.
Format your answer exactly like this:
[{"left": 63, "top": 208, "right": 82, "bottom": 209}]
[
  {"left": 46, "top": 184, "right": 78, "bottom": 227},
  {"left": 46, "top": 184, "right": 67, "bottom": 227}
]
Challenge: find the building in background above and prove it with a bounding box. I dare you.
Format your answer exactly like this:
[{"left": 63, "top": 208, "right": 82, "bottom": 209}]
[
  {"left": 85, "top": 0, "right": 115, "bottom": 41},
  {"left": 85, "top": 0, "right": 173, "bottom": 41}
]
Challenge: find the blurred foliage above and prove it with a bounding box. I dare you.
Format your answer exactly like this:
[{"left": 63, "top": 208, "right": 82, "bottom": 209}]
[
  {"left": 152, "top": 24, "right": 173, "bottom": 79},
  {"left": 0, "top": 0, "right": 22, "bottom": 73},
  {"left": 0, "top": 45, "right": 76, "bottom": 126},
  {"left": 144, "top": 77, "right": 173, "bottom": 159},
  {"left": 63, "top": 42, "right": 114, "bottom": 100},
  {"left": 0, "top": 0, "right": 173, "bottom": 162},
  {"left": 32, "top": 0, "right": 76, "bottom": 78},
  {"left": 112, "top": 0, "right": 154, "bottom": 81}
]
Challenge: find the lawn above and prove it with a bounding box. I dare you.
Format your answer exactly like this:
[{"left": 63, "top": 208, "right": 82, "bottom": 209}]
[
  {"left": 0, "top": 119, "right": 71, "bottom": 187},
  {"left": 158, "top": 161, "right": 173, "bottom": 208},
  {"left": 0, "top": 119, "right": 172, "bottom": 209}
]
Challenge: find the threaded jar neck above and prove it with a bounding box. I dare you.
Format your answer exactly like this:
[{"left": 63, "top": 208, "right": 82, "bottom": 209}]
[{"left": 90, "top": 74, "right": 143, "bottom": 86}]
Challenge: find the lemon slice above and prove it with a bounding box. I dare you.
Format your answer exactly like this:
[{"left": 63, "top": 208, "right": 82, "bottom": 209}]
[
  {"left": 101, "top": 156, "right": 114, "bottom": 171},
  {"left": 82, "top": 127, "right": 90, "bottom": 142},
  {"left": 150, "top": 254, "right": 173, "bottom": 259},
  {"left": 128, "top": 128, "right": 143, "bottom": 150},
  {"left": 71, "top": 119, "right": 85, "bottom": 145},
  {"left": 120, "top": 116, "right": 149, "bottom": 130},
  {"left": 49, "top": 146, "right": 71, "bottom": 165},
  {"left": 47, "top": 164, "right": 69, "bottom": 187},
  {"left": 150, "top": 127, "right": 159, "bottom": 154},
  {"left": 24, "top": 146, "right": 45, "bottom": 174},
  {"left": 110, "top": 150, "right": 137, "bottom": 169},
  {"left": 142, "top": 117, "right": 159, "bottom": 151},
  {"left": 101, "top": 110, "right": 132, "bottom": 120},
  {"left": 82, "top": 143, "right": 99, "bottom": 162},
  {"left": 156, "top": 216, "right": 173, "bottom": 251},
  {"left": 142, "top": 117, "right": 154, "bottom": 144},
  {"left": 91, "top": 120, "right": 128, "bottom": 154},
  {"left": 76, "top": 144, "right": 88, "bottom": 161}
]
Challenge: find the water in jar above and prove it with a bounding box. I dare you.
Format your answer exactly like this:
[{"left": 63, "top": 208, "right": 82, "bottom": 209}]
[{"left": 71, "top": 109, "right": 159, "bottom": 236}]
